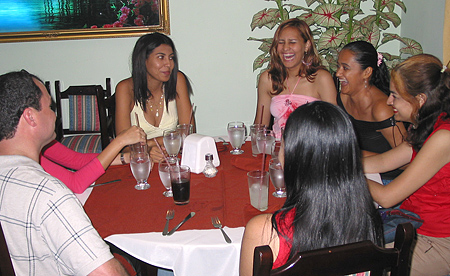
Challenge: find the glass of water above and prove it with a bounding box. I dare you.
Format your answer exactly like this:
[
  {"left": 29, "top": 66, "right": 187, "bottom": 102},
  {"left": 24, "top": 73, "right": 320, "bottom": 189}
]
[
  {"left": 227, "top": 121, "right": 246, "bottom": 155},
  {"left": 130, "top": 143, "right": 151, "bottom": 190},
  {"left": 158, "top": 158, "right": 179, "bottom": 197},
  {"left": 256, "top": 129, "right": 275, "bottom": 155},
  {"left": 269, "top": 158, "right": 286, "bottom": 198},
  {"left": 163, "top": 129, "right": 182, "bottom": 161}
]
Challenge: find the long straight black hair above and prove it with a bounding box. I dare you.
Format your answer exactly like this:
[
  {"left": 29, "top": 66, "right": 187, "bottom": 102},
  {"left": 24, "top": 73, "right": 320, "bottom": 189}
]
[
  {"left": 131, "top": 32, "right": 179, "bottom": 112},
  {"left": 272, "top": 101, "right": 383, "bottom": 258}
]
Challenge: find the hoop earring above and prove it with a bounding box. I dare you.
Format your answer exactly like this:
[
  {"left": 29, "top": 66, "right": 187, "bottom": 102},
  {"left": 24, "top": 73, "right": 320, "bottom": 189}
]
[{"left": 302, "top": 51, "right": 312, "bottom": 67}]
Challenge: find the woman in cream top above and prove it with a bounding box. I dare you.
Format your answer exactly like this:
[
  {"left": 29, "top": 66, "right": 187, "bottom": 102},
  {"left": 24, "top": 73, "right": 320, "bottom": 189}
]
[{"left": 115, "top": 33, "right": 194, "bottom": 162}]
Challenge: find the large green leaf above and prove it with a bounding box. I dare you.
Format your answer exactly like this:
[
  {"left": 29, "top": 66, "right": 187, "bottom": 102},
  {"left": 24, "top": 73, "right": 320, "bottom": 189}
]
[
  {"left": 399, "top": 38, "right": 423, "bottom": 55},
  {"left": 253, "top": 53, "right": 271, "bottom": 72},
  {"left": 377, "top": 0, "right": 395, "bottom": 12},
  {"left": 306, "top": 0, "right": 322, "bottom": 6},
  {"left": 297, "top": 12, "right": 315, "bottom": 25},
  {"left": 381, "top": 52, "right": 401, "bottom": 61},
  {"left": 250, "top": 8, "right": 280, "bottom": 30},
  {"left": 317, "top": 28, "right": 347, "bottom": 51},
  {"left": 258, "top": 40, "right": 272, "bottom": 53},
  {"left": 366, "top": 23, "right": 381, "bottom": 47},
  {"left": 312, "top": 4, "right": 343, "bottom": 28},
  {"left": 378, "top": 11, "right": 401, "bottom": 28},
  {"left": 393, "top": 0, "right": 407, "bottom": 13},
  {"left": 381, "top": 33, "right": 400, "bottom": 44}
]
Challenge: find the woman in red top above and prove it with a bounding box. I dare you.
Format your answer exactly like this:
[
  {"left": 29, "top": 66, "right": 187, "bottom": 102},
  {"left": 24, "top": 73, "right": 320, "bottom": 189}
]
[
  {"left": 240, "top": 101, "right": 383, "bottom": 276},
  {"left": 364, "top": 54, "right": 450, "bottom": 275}
]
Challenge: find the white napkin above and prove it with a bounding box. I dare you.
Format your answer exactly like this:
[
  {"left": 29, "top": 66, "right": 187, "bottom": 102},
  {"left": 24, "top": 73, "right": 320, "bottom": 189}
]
[{"left": 106, "top": 227, "right": 245, "bottom": 276}]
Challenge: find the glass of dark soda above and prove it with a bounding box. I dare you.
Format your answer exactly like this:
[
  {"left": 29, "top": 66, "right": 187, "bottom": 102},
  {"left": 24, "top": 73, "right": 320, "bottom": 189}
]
[{"left": 169, "top": 165, "right": 191, "bottom": 205}]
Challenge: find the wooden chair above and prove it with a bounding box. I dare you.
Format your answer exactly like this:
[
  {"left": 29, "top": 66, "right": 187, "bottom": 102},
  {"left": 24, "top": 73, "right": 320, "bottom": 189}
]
[
  {"left": 0, "top": 222, "right": 15, "bottom": 275},
  {"left": 253, "top": 222, "right": 415, "bottom": 276},
  {"left": 53, "top": 78, "right": 114, "bottom": 153}
]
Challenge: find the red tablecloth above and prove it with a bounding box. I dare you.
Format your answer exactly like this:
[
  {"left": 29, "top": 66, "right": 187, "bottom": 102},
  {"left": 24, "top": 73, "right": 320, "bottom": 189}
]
[{"left": 84, "top": 142, "right": 285, "bottom": 238}]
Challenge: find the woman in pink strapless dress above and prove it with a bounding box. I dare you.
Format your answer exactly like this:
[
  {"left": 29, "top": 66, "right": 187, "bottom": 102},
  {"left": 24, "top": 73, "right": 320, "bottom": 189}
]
[{"left": 253, "top": 19, "right": 337, "bottom": 139}]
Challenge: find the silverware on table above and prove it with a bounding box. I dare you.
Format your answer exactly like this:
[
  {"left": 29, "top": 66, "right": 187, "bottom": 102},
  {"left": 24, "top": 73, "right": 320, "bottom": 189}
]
[
  {"left": 162, "top": 210, "right": 175, "bottom": 236},
  {"left": 211, "top": 217, "right": 232, "bottom": 243},
  {"left": 89, "top": 179, "right": 121, "bottom": 188},
  {"left": 167, "top": 212, "right": 195, "bottom": 236}
]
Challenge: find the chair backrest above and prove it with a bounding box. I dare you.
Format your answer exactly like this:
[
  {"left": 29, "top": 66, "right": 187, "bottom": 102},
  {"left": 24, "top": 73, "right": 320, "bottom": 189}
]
[
  {"left": 253, "top": 222, "right": 414, "bottom": 276},
  {"left": 0, "top": 222, "right": 15, "bottom": 275},
  {"left": 54, "top": 78, "right": 113, "bottom": 150}
]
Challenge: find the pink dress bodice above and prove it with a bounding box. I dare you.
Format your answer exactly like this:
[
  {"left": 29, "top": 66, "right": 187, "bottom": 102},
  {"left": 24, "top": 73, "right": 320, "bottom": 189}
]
[{"left": 270, "top": 94, "right": 319, "bottom": 139}]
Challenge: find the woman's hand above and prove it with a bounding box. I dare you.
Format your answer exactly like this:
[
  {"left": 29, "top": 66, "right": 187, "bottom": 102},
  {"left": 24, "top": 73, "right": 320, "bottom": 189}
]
[
  {"left": 147, "top": 137, "right": 166, "bottom": 163},
  {"left": 115, "top": 126, "right": 147, "bottom": 148}
]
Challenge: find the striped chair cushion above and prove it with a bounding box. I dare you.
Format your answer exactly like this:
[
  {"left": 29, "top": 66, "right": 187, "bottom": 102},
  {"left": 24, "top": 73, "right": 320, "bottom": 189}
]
[
  {"left": 60, "top": 135, "right": 102, "bottom": 153},
  {"left": 68, "top": 95, "right": 100, "bottom": 131}
]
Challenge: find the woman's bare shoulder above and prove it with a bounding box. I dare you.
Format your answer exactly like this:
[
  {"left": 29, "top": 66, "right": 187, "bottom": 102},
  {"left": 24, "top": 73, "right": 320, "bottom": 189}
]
[{"left": 116, "top": 78, "right": 133, "bottom": 96}]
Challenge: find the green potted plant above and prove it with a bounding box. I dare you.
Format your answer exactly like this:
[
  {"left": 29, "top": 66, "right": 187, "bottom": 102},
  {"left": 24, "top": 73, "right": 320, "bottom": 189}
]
[{"left": 249, "top": 0, "right": 423, "bottom": 76}]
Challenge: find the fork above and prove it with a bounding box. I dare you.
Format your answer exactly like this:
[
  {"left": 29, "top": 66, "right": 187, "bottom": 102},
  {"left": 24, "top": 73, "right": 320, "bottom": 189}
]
[
  {"left": 211, "top": 217, "right": 232, "bottom": 243},
  {"left": 163, "top": 210, "right": 174, "bottom": 236}
]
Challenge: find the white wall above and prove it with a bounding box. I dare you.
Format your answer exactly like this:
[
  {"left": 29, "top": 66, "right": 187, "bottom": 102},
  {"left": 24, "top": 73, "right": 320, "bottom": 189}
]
[{"left": 0, "top": 0, "right": 443, "bottom": 136}]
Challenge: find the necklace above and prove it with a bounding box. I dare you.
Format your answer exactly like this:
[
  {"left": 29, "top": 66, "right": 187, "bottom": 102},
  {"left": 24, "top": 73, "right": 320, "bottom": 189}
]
[
  {"left": 147, "top": 92, "right": 164, "bottom": 117},
  {"left": 285, "top": 76, "right": 301, "bottom": 106}
]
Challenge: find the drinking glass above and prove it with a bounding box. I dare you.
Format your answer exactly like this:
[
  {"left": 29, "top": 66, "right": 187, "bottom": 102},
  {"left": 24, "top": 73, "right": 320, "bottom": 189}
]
[
  {"left": 163, "top": 129, "right": 182, "bottom": 161},
  {"left": 256, "top": 129, "right": 275, "bottom": 155},
  {"left": 271, "top": 140, "right": 282, "bottom": 160},
  {"left": 130, "top": 143, "right": 151, "bottom": 190},
  {"left": 176, "top": 124, "right": 193, "bottom": 153},
  {"left": 227, "top": 121, "right": 246, "bottom": 155},
  {"left": 269, "top": 158, "right": 286, "bottom": 198},
  {"left": 170, "top": 165, "right": 191, "bottom": 205},
  {"left": 158, "top": 158, "right": 179, "bottom": 197},
  {"left": 250, "top": 124, "right": 265, "bottom": 157},
  {"left": 247, "top": 170, "right": 269, "bottom": 211}
]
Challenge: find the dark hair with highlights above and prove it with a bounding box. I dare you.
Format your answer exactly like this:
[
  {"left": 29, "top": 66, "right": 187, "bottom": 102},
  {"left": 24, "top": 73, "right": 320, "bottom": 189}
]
[
  {"left": 273, "top": 101, "right": 383, "bottom": 258},
  {"left": 0, "top": 70, "right": 43, "bottom": 141},
  {"left": 268, "top": 18, "right": 324, "bottom": 95},
  {"left": 391, "top": 54, "right": 450, "bottom": 152},
  {"left": 342, "top": 41, "right": 390, "bottom": 95}
]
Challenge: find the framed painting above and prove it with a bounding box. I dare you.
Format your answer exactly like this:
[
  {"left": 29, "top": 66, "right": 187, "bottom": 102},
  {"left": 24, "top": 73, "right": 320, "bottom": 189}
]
[{"left": 0, "top": 0, "right": 169, "bottom": 43}]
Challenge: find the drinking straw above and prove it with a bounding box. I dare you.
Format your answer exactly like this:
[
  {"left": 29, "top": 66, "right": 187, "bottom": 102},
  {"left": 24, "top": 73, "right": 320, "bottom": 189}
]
[
  {"left": 259, "top": 105, "right": 264, "bottom": 125},
  {"left": 258, "top": 139, "right": 267, "bottom": 210},
  {"left": 153, "top": 138, "right": 171, "bottom": 166}
]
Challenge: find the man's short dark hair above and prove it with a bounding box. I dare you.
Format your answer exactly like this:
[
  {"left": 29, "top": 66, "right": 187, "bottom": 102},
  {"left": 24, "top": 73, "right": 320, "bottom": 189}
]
[{"left": 0, "top": 70, "right": 43, "bottom": 141}]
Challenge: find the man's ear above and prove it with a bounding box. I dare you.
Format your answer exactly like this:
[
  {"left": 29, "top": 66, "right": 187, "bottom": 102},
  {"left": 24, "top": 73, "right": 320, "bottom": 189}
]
[{"left": 22, "top": 108, "right": 37, "bottom": 127}]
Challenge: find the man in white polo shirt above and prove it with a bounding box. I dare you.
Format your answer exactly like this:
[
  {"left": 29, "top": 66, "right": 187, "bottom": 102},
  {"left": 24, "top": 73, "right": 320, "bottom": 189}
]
[{"left": 0, "top": 70, "right": 129, "bottom": 276}]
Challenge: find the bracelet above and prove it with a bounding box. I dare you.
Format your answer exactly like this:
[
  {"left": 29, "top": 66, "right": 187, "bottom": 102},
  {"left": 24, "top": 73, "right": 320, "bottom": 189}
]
[{"left": 120, "top": 152, "right": 126, "bottom": 165}]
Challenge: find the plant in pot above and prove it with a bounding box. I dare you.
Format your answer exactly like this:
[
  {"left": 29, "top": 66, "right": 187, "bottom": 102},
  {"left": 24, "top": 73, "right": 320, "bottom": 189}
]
[{"left": 249, "top": 0, "right": 423, "bottom": 77}]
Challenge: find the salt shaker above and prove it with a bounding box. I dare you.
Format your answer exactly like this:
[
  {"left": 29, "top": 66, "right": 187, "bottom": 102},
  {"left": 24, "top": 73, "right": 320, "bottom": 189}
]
[{"left": 203, "top": 153, "right": 218, "bottom": 178}]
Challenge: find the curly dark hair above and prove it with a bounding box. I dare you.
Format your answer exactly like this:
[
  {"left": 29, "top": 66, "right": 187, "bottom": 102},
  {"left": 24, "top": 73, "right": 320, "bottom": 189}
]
[
  {"left": 0, "top": 70, "right": 43, "bottom": 141},
  {"left": 268, "top": 18, "right": 325, "bottom": 95},
  {"left": 391, "top": 54, "right": 450, "bottom": 152}
]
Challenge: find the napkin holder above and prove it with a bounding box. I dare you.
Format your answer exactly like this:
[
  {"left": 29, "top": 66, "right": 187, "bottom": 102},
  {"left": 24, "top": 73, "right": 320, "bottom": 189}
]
[{"left": 181, "top": 134, "right": 220, "bottom": 174}]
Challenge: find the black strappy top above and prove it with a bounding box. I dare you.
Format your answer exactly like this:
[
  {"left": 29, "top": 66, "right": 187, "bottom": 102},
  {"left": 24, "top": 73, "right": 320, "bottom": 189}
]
[{"left": 337, "top": 94, "right": 402, "bottom": 180}]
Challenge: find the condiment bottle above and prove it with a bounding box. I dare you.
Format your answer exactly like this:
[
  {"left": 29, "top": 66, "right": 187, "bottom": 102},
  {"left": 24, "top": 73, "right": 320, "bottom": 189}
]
[{"left": 202, "top": 153, "right": 218, "bottom": 178}]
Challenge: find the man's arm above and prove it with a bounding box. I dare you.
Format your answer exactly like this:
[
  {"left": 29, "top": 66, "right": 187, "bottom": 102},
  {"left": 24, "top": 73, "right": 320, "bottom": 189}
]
[{"left": 88, "top": 258, "right": 130, "bottom": 276}]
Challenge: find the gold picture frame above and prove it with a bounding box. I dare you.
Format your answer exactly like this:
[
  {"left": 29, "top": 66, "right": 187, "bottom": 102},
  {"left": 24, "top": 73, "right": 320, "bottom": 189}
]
[{"left": 0, "top": 0, "right": 169, "bottom": 43}]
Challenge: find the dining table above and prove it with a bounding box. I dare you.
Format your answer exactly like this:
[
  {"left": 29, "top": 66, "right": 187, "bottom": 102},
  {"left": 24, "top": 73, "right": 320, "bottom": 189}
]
[{"left": 83, "top": 141, "right": 286, "bottom": 276}]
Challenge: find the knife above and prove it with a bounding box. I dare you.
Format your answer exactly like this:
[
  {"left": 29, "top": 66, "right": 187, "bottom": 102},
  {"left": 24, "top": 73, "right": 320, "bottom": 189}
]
[{"left": 167, "top": 212, "right": 196, "bottom": 236}]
